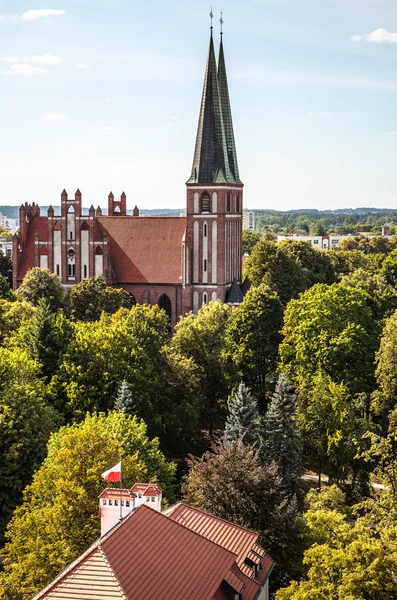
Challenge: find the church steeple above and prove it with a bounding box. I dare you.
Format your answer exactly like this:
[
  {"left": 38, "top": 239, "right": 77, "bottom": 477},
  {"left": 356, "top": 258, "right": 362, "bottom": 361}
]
[
  {"left": 188, "top": 30, "right": 233, "bottom": 184},
  {"left": 218, "top": 32, "right": 241, "bottom": 184}
]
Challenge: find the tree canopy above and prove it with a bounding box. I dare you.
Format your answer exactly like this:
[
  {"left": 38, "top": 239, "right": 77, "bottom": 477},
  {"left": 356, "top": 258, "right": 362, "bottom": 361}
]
[
  {"left": 68, "top": 276, "right": 135, "bottom": 321},
  {"left": 16, "top": 267, "right": 66, "bottom": 312},
  {"left": 0, "top": 411, "right": 176, "bottom": 599}
]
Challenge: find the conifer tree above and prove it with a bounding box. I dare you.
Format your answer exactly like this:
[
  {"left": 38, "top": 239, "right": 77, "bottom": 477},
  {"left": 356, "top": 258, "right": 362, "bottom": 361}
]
[
  {"left": 17, "top": 298, "right": 72, "bottom": 381},
  {"left": 262, "top": 374, "right": 303, "bottom": 496},
  {"left": 114, "top": 379, "right": 136, "bottom": 416},
  {"left": 224, "top": 382, "right": 260, "bottom": 446}
]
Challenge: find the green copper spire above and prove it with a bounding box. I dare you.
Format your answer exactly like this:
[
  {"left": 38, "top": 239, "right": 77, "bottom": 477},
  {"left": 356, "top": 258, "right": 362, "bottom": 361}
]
[
  {"left": 218, "top": 31, "right": 241, "bottom": 184},
  {"left": 188, "top": 32, "right": 233, "bottom": 184}
]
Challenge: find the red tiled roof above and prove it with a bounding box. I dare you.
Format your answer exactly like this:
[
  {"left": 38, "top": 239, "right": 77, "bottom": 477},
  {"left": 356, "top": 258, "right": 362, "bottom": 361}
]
[
  {"left": 164, "top": 503, "right": 259, "bottom": 569},
  {"left": 102, "top": 505, "right": 236, "bottom": 600},
  {"left": 97, "top": 216, "right": 186, "bottom": 283},
  {"left": 130, "top": 483, "right": 163, "bottom": 496},
  {"left": 223, "top": 568, "right": 245, "bottom": 593},
  {"left": 18, "top": 217, "right": 48, "bottom": 281},
  {"left": 98, "top": 488, "right": 136, "bottom": 499},
  {"left": 34, "top": 547, "right": 127, "bottom": 600},
  {"left": 34, "top": 505, "right": 239, "bottom": 600}
]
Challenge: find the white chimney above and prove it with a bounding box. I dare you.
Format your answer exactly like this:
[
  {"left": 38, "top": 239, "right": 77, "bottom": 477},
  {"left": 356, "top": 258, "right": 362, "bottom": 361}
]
[
  {"left": 99, "top": 484, "right": 163, "bottom": 536},
  {"left": 99, "top": 488, "right": 136, "bottom": 536}
]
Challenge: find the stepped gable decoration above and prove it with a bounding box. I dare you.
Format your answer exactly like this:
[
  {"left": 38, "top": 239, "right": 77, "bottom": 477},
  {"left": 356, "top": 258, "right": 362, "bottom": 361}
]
[{"left": 12, "top": 19, "right": 245, "bottom": 326}]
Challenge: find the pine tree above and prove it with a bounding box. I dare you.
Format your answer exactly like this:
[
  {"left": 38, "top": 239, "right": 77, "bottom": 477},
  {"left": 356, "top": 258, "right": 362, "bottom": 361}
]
[
  {"left": 262, "top": 374, "right": 303, "bottom": 496},
  {"left": 19, "top": 298, "right": 72, "bottom": 381},
  {"left": 224, "top": 382, "right": 260, "bottom": 446},
  {"left": 114, "top": 380, "right": 136, "bottom": 416}
]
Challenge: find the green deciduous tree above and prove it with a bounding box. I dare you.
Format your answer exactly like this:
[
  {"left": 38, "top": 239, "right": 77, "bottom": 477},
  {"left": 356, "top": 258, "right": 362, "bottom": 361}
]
[
  {"left": 374, "top": 311, "right": 397, "bottom": 416},
  {"left": 278, "top": 239, "right": 335, "bottom": 286},
  {"left": 0, "top": 411, "right": 176, "bottom": 599},
  {"left": 0, "top": 299, "right": 35, "bottom": 345},
  {"left": 244, "top": 240, "right": 310, "bottom": 305},
  {"left": 54, "top": 304, "right": 169, "bottom": 421},
  {"left": 381, "top": 248, "right": 397, "bottom": 286},
  {"left": 168, "top": 301, "right": 232, "bottom": 434},
  {"left": 68, "top": 276, "right": 134, "bottom": 321},
  {"left": 224, "top": 382, "right": 261, "bottom": 446},
  {"left": 16, "top": 267, "right": 66, "bottom": 312},
  {"left": 0, "top": 348, "right": 59, "bottom": 542},
  {"left": 298, "top": 373, "right": 373, "bottom": 490},
  {"left": 329, "top": 249, "right": 377, "bottom": 280},
  {"left": 0, "top": 247, "right": 12, "bottom": 285},
  {"left": 262, "top": 375, "right": 303, "bottom": 497},
  {"left": 279, "top": 283, "right": 379, "bottom": 396},
  {"left": 341, "top": 268, "right": 397, "bottom": 320},
  {"left": 224, "top": 284, "right": 283, "bottom": 407},
  {"left": 242, "top": 229, "right": 261, "bottom": 255},
  {"left": 277, "top": 487, "right": 397, "bottom": 600},
  {"left": 0, "top": 273, "right": 14, "bottom": 300}
]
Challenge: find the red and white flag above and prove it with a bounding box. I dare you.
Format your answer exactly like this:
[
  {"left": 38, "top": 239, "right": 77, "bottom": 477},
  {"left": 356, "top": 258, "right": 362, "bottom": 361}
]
[{"left": 101, "top": 461, "right": 122, "bottom": 482}]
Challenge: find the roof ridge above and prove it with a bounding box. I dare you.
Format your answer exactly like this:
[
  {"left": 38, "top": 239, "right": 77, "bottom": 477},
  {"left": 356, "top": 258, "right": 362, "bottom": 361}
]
[
  {"left": 97, "top": 545, "right": 128, "bottom": 600},
  {"left": 171, "top": 502, "right": 260, "bottom": 536}
]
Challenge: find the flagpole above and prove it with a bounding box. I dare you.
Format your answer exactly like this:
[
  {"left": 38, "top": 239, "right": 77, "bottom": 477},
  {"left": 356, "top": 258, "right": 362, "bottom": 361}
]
[{"left": 119, "top": 457, "right": 123, "bottom": 522}]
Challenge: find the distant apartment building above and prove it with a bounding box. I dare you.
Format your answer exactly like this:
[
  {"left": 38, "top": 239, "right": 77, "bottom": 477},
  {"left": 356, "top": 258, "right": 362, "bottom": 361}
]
[
  {"left": 243, "top": 210, "right": 255, "bottom": 231},
  {"left": 0, "top": 213, "right": 17, "bottom": 234},
  {"left": 277, "top": 232, "right": 393, "bottom": 250},
  {"left": 0, "top": 238, "right": 12, "bottom": 258}
]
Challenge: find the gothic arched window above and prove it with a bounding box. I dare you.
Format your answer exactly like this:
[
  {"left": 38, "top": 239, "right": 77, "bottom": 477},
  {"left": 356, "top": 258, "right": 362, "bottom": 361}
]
[
  {"left": 236, "top": 193, "right": 240, "bottom": 214},
  {"left": 227, "top": 192, "right": 231, "bottom": 213},
  {"left": 67, "top": 247, "right": 75, "bottom": 278},
  {"left": 201, "top": 192, "right": 210, "bottom": 213},
  {"left": 158, "top": 294, "right": 172, "bottom": 320}
]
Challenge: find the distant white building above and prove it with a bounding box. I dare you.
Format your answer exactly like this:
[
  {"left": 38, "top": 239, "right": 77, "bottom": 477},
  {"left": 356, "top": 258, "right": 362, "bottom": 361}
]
[
  {"left": 243, "top": 210, "right": 255, "bottom": 231},
  {"left": 277, "top": 233, "right": 393, "bottom": 250},
  {"left": 0, "top": 238, "right": 12, "bottom": 258},
  {"left": 0, "top": 213, "right": 17, "bottom": 235}
]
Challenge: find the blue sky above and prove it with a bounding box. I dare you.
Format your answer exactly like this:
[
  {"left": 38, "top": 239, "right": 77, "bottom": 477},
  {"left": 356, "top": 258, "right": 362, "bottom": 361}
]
[{"left": 2, "top": 1, "right": 397, "bottom": 210}]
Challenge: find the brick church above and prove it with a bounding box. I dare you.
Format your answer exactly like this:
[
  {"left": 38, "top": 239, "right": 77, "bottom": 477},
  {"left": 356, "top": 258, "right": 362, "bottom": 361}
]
[{"left": 13, "top": 28, "right": 245, "bottom": 326}]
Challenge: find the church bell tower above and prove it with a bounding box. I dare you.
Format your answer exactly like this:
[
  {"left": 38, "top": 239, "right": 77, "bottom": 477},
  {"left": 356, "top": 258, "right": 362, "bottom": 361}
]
[{"left": 183, "top": 15, "right": 243, "bottom": 314}]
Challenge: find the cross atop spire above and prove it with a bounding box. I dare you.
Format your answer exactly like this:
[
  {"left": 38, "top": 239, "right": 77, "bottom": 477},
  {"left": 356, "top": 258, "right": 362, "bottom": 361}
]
[
  {"left": 220, "top": 12, "right": 224, "bottom": 35},
  {"left": 210, "top": 7, "right": 214, "bottom": 34}
]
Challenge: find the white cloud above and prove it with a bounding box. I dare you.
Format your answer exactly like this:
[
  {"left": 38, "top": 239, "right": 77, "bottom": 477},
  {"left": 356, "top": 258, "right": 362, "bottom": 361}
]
[
  {"left": 76, "top": 62, "right": 90, "bottom": 69},
  {"left": 2, "top": 57, "right": 21, "bottom": 63},
  {"left": 42, "top": 112, "right": 69, "bottom": 121},
  {"left": 383, "top": 131, "right": 397, "bottom": 136},
  {"left": 351, "top": 28, "right": 397, "bottom": 43},
  {"left": 22, "top": 9, "right": 66, "bottom": 21},
  {"left": 31, "top": 54, "right": 64, "bottom": 65},
  {"left": 5, "top": 63, "right": 48, "bottom": 76},
  {"left": 3, "top": 55, "right": 64, "bottom": 65},
  {"left": 1, "top": 54, "right": 64, "bottom": 75},
  {"left": 88, "top": 125, "right": 116, "bottom": 134}
]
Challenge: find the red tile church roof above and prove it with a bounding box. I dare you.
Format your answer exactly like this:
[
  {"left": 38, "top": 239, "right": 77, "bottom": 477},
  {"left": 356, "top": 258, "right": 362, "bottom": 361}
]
[{"left": 97, "top": 216, "right": 186, "bottom": 284}]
